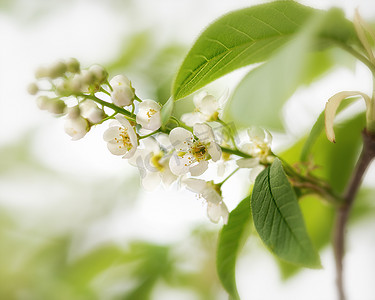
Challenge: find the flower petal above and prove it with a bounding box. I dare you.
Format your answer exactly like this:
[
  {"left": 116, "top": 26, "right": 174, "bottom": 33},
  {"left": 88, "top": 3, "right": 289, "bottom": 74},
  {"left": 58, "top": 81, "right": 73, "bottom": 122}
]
[
  {"left": 169, "top": 127, "right": 193, "bottom": 151},
  {"left": 207, "top": 143, "right": 221, "bottom": 162},
  {"left": 189, "top": 160, "right": 208, "bottom": 176},
  {"left": 207, "top": 201, "right": 229, "bottom": 224},
  {"left": 103, "top": 126, "right": 121, "bottom": 142},
  {"left": 193, "top": 123, "right": 215, "bottom": 143},
  {"left": 198, "top": 94, "right": 219, "bottom": 116},
  {"left": 236, "top": 157, "right": 260, "bottom": 169},
  {"left": 169, "top": 153, "right": 191, "bottom": 175},
  {"left": 183, "top": 178, "right": 207, "bottom": 194},
  {"left": 181, "top": 112, "right": 206, "bottom": 127},
  {"left": 107, "top": 140, "right": 128, "bottom": 156}
]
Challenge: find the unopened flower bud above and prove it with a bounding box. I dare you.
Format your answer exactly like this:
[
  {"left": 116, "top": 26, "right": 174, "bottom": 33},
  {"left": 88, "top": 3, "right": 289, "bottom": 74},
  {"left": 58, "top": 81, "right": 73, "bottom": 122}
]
[
  {"left": 55, "top": 80, "right": 69, "bottom": 96},
  {"left": 64, "top": 116, "right": 89, "bottom": 141},
  {"left": 80, "top": 100, "right": 104, "bottom": 124},
  {"left": 66, "top": 58, "right": 80, "bottom": 73},
  {"left": 36, "top": 95, "right": 50, "bottom": 110},
  {"left": 109, "top": 75, "right": 135, "bottom": 107},
  {"left": 49, "top": 61, "right": 67, "bottom": 79},
  {"left": 27, "top": 82, "right": 39, "bottom": 95},
  {"left": 89, "top": 65, "right": 108, "bottom": 83},
  {"left": 35, "top": 66, "right": 49, "bottom": 79},
  {"left": 48, "top": 99, "right": 66, "bottom": 114},
  {"left": 66, "top": 105, "right": 81, "bottom": 119},
  {"left": 68, "top": 74, "right": 82, "bottom": 93},
  {"left": 80, "top": 70, "right": 96, "bottom": 85}
]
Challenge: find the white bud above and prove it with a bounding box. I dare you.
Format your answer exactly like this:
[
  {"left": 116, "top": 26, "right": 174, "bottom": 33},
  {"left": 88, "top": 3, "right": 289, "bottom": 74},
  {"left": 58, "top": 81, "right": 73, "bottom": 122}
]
[
  {"left": 36, "top": 95, "right": 50, "bottom": 110},
  {"left": 47, "top": 99, "right": 66, "bottom": 114},
  {"left": 27, "top": 82, "right": 39, "bottom": 95},
  {"left": 67, "top": 74, "right": 83, "bottom": 93},
  {"left": 80, "top": 70, "right": 96, "bottom": 85},
  {"left": 89, "top": 65, "right": 108, "bottom": 83},
  {"left": 49, "top": 61, "right": 67, "bottom": 79},
  {"left": 35, "top": 66, "right": 49, "bottom": 79},
  {"left": 66, "top": 105, "right": 81, "bottom": 119},
  {"left": 80, "top": 100, "right": 104, "bottom": 123},
  {"left": 109, "top": 75, "right": 135, "bottom": 107},
  {"left": 64, "top": 116, "right": 89, "bottom": 140},
  {"left": 66, "top": 58, "right": 80, "bottom": 73}
]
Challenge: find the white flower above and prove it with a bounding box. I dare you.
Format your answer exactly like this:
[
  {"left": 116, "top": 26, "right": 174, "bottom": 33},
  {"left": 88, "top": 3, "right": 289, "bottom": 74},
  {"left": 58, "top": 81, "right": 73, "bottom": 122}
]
[
  {"left": 181, "top": 91, "right": 228, "bottom": 126},
  {"left": 239, "top": 127, "right": 273, "bottom": 164},
  {"left": 109, "top": 75, "right": 135, "bottom": 107},
  {"left": 64, "top": 116, "right": 89, "bottom": 141},
  {"left": 129, "top": 136, "right": 177, "bottom": 190},
  {"left": 80, "top": 100, "right": 104, "bottom": 124},
  {"left": 103, "top": 115, "right": 138, "bottom": 158},
  {"left": 183, "top": 178, "right": 229, "bottom": 224},
  {"left": 136, "top": 99, "right": 161, "bottom": 131},
  {"left": 169, "top": 123, "right": 222, "bottom": 176}
]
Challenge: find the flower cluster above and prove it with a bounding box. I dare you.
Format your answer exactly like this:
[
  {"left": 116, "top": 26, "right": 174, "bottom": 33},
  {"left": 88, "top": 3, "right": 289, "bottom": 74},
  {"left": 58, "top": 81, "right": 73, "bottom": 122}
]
[{"left": 29, "top": 59, "right": 275, "bottom": 224}]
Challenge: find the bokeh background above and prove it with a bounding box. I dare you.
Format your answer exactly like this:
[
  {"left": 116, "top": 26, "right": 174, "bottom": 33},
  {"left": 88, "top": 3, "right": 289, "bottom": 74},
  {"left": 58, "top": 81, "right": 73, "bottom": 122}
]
[{"left": 1, "top": 0, "right": 375, "bottom": 299}]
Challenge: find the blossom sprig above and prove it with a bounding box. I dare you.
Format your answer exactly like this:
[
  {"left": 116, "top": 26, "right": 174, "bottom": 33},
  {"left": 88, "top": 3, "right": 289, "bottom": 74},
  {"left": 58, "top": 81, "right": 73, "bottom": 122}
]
[{"left": 30, "top": 58, "right": 336, "bottom": 224}]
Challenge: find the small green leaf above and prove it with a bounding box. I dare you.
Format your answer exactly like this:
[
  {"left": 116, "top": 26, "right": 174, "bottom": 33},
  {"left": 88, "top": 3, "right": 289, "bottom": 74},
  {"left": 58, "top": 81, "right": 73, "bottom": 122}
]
[
  {"left": 217, "top": 196, "right": 251, "bottom": 300},
  {"left": 251, "top": 158, "right": 321, "bottom": 268},
  {"left": 172, "top": 1, "right": 316, "bottom": 100},
  {"left": 160, "top": 96, "right": 174, "bottom": 127}
]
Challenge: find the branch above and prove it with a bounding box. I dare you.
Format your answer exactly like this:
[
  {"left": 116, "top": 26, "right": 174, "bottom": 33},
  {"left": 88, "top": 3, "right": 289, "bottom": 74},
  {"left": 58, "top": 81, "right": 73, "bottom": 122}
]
[{"left": 333, "top": 129, "right": 375, "bottom": 300}]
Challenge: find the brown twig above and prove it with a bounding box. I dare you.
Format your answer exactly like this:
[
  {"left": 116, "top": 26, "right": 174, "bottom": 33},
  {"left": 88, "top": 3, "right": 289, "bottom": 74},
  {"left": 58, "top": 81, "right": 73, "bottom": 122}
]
[{"left": 333, "top": 130, "right": 375, "bottom": 300}]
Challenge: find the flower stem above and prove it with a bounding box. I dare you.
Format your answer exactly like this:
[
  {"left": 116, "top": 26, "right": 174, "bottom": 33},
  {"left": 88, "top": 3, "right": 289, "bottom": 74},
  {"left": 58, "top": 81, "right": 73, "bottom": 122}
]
[
  {"left": 139, "top": 130, "right": 162, "bottom": 139},
  {"left": 218, "top": 167, "right": 240, "bottom": 186},
  {"left": 333, "top": 129, "right": 375, "bottom": 300},
  {"left": 84, "top": 94, "right": 136, "bottom": 121}
]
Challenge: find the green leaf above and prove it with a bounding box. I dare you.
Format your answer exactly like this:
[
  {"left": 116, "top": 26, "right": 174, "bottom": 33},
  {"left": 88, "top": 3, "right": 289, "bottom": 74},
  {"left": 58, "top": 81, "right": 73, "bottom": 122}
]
[
  {"left": 161, "top": 96, "right": 174, "bottom": 127},
  {"left": 217, "top": 196, "right": 251, "bottom": 300},
  {"left": 311, "top": 112, "right": 365, "bottom": 193},
  {"left": 228, "top": 8, "right": 357, "bottom": 130},
  {"left": 251, "top": 158, "right": 321, "bottom": 268},
  {"left": 172, "top": 1, "right": 316, "bottom": 100},
  {"left": 277, "top": 195, "right": 334, "bottom": 279},
  {"left": 300, "top": 97, "right": 359, "bottom": 161}
]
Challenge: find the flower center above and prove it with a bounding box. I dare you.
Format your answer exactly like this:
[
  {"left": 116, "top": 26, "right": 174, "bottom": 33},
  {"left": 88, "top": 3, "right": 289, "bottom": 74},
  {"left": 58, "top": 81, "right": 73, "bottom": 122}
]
[
  {"left": 189, "top": 140, "right": 209, "bottom": 162},
  {"left": 114, "top": 127, "right": 132, "bottom": 151},
  {"left": 151, "top": 152, "right": 164, "bottom": 171},
  {"left": 146, "top": 108, "right": 157, "bottom": 119}
]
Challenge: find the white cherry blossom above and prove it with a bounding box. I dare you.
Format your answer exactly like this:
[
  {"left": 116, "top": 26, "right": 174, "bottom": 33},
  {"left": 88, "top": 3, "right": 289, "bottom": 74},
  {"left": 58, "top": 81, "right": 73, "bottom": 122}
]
[
  {"left": 136, "top": 99, "right": 162, "bottom": 131},
  {"left": 181, "top": 91, "right": 229, "bottom": 126},
  {"left": 181, "top": 92, "right": 220, "bottom": 126},
  {"left": 129, "top": 136, "right": 177, "bottom": 190},
  {"left": 169, "top": 123, "right": 221, "bottom": 176},
  {"left": 103, "top": 115, "right": 138, "bottom": 158},
  {"left": 183, "top": 178, "right": 229, "bottom": 224},
  {"left": 239, "top": 127, "right": 273, "bottom": 164},
  {"left": 109, "top": 75, "right": 135, "bottom": 107}
]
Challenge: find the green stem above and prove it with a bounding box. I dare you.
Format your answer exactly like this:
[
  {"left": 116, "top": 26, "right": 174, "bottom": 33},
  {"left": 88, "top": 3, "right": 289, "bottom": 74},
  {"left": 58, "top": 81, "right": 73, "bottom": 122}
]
[
  {"left": 220, "top": 146, "right": 252, "bottom": 158},
  {"left": 84, "top": 94, "right": 136, "bottom": 121},
  {"left": 217, "top": 118, "right": 239, "bottom": 150},
  {"left": 338, "top": 43, "right": 375, "bottom": 76},
  {"left": 139, "top": 130, "right": 162, "bottom": 139},
  {"left": 218, "top": 167, "right": 240, "bottom": 186}
]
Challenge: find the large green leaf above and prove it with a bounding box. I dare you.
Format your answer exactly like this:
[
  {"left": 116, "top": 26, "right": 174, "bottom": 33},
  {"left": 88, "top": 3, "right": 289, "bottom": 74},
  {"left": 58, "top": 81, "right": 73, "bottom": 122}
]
[
  {"left": 172, "top": 1, "right": 317, "bottom": 100},
  {"left": 228, "top": 8, "right": 357, "bottom": 130},
  {"left": 251, "top": 158, "right": 321, "bottom": 268},
  {"left": 217, "top": 196, "right": 251, "bottom": 300}
]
